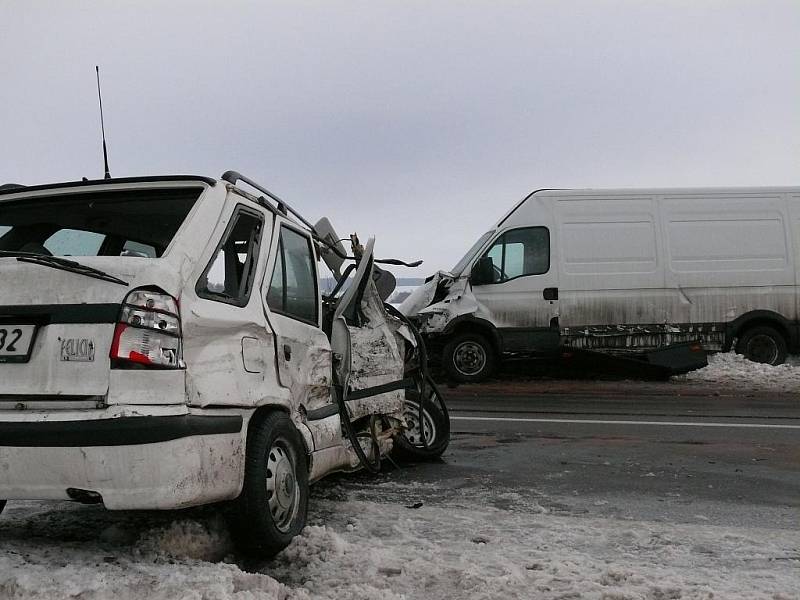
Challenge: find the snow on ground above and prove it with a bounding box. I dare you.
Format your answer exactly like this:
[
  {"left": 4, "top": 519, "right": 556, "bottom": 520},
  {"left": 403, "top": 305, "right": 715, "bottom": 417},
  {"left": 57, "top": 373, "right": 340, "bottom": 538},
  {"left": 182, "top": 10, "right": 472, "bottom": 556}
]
[
  {"left": 1, "top": 480, "right": 798, "bottom": 600},
  {"left": 675, "top": 352, "right": 800, "bottom": 392}
]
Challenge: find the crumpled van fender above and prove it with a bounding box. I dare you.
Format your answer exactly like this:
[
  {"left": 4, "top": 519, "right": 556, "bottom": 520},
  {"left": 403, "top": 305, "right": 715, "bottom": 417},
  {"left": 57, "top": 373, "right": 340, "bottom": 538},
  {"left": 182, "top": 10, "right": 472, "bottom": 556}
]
[{"left": 440, "top": 314, "right": 503, "bottom": 350}]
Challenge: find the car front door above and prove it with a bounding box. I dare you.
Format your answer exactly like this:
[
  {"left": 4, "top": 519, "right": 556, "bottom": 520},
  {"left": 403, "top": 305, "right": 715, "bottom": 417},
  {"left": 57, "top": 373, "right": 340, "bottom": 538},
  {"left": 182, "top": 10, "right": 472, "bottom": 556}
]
[{"left": 262, "top": 219, "right": 334, "bottom": 430}]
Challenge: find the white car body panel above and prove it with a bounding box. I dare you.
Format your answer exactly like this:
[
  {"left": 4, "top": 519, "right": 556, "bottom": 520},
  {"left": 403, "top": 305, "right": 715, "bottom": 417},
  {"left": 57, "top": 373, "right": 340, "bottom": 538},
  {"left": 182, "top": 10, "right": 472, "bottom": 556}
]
[
  {"left": 0, "top": 176, "right": 408, "bottom": 510},
  {"left": 0, "top": 405, "right": 247, "bottom": 509}
]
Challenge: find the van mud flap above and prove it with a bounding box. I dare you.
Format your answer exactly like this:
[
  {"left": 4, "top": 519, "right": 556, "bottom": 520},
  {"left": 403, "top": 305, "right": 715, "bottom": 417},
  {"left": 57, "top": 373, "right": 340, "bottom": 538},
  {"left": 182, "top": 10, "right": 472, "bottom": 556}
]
[{"left": 560, "top": 341, "right": 707, "bottom": 380}]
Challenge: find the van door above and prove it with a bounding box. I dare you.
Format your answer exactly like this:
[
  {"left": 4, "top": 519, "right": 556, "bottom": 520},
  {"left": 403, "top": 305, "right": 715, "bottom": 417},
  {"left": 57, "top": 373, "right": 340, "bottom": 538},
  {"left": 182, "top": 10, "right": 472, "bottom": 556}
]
[
  {"left": 469, "top": 226, "right": 560, "bottom": 351},
  {"left": 262, "top": 219, "right": 334, "bottom": 427}
]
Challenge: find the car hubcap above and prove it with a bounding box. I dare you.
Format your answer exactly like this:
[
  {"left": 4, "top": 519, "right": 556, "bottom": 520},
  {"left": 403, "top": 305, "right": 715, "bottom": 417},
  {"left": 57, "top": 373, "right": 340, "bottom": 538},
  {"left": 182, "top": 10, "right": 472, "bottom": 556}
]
[
  {"left": 403, "top": 399, "right": 437, "bottom": 447},
  {"left": 746, "top": 335, "right": 779, "bottom": 364},
  {"left": 453, "top": 341, "right": 487, "bottom": 376},
  {"left": 266, "top": 443, "right": 299, "bottom": 533}
]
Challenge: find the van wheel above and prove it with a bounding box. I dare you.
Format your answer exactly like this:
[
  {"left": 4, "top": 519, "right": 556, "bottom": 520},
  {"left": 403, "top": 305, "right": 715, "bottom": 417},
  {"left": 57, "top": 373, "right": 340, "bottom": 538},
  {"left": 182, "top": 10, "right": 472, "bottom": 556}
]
[
  {"left": 443, "top": 332, "right": 497, "bottom": 383},
  {"left": 735, "top": 325, "right": 788, "bottom": 365},
  {"left": 393, "top": 378, "right": 450, "bottom": 461},
  {"left": 230, "top": 411, "right": 309, "bottom": 557}
]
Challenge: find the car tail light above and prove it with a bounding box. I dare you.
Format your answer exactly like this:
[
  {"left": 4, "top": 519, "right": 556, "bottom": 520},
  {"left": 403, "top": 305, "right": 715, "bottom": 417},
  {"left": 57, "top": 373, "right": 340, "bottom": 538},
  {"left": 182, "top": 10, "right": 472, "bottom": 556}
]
[{"left": 110, "top": 289, "right": 182, "bottom": 368}]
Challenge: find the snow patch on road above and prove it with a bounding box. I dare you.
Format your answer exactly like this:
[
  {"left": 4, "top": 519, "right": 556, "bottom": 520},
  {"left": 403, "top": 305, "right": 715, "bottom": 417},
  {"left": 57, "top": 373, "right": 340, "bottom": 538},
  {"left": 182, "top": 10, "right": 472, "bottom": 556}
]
[
  {"left": 1, "top": 482, "right": 798, "bottom": 600},
  {"left": 135, "top": 515, "right": 234, "bottom": 562},
  {"left": 676, "top": 351, "right": 800, "bottom": 391}
]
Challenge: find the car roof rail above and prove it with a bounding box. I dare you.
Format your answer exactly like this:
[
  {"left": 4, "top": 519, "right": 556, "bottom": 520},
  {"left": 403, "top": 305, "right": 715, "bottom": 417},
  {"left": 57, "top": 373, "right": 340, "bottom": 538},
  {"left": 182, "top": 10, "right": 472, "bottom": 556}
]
[
  {"left": 221, "top": 170, "right": 316, "bottom": 232},
  {"left": 0, "top": 183, "right": 25, "bottom": 191}
]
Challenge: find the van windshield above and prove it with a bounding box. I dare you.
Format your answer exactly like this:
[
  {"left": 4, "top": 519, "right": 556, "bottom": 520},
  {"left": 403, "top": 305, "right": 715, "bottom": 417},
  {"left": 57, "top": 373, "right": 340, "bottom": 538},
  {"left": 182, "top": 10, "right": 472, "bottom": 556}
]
[
  {"left": 451, "top": 230, "right": 494, "bottom": 276},
  {"left": 0, "top": 187, "right": 201, "bottom": 258}
]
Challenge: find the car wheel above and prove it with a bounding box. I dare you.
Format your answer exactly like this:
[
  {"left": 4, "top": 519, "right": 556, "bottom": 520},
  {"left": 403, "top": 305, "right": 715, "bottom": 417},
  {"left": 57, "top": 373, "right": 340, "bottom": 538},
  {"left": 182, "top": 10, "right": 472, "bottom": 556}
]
[
  {"left": 735, "top": 325, "right": 788, "bottom": 366},
  {"left": 443, "top": 332, "right": 497, "bottom": 383},
  {"left": 393, "top": 378, "right": 450, "bottom": 462},
  {"left": 230, "top": 411, "right": 309, "bottom": 557}
]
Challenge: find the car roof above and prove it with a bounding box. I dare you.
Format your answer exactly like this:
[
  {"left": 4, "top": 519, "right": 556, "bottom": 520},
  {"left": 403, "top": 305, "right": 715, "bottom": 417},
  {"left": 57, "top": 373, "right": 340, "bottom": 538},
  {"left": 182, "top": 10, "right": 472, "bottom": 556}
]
[{"left": 0, "top": 175, "right": 216, "bottom": 197}]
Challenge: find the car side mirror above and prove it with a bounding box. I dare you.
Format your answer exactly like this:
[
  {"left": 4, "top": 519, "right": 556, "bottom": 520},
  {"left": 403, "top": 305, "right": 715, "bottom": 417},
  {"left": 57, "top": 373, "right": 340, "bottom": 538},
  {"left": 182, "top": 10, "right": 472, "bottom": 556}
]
[{"left": 469, "top": 256, "right": 494, "bottom": 286}]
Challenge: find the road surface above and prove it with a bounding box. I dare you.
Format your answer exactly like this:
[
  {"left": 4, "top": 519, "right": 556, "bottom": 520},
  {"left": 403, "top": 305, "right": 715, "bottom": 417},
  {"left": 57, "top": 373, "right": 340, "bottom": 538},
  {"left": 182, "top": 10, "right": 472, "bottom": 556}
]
[{"left": 365, "top": 379, "right": 800, "bottom": 531}]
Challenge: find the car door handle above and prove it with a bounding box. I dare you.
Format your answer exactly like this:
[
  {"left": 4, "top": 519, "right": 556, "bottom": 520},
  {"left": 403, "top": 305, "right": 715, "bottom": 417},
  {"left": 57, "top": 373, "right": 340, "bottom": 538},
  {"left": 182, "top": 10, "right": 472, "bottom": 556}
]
[
  {"left": 543, "top": 287, "right": 558, "bottom": 301},
  {"left": 283, "top": 344, "right": 292, "bottom": 361}
]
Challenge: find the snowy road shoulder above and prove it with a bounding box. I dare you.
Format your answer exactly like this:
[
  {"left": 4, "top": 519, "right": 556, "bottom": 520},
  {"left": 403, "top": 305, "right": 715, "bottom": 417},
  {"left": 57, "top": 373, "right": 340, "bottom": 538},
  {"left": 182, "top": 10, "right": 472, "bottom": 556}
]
[
  {"left": 1, "top": 481, "right": 798, "bottom": 600},
  {"left": 675, "top": 351, "right": 800, "bottom": 392}
]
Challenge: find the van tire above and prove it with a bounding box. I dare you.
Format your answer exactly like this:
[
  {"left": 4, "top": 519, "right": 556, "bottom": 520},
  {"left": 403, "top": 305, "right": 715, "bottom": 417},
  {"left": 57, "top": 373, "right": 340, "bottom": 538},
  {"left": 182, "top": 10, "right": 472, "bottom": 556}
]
[
  {"left": 735, "top": 325, "right": 788, "bottom": 366},
  {"left": 443, "top": 332, "right": 497, "bottom": 383},
  {"left": 230, "top": 411, "right": 309, "bottom": 557},
  {"left": 393, "top": 379, "right": 450, "bottom": 462}
]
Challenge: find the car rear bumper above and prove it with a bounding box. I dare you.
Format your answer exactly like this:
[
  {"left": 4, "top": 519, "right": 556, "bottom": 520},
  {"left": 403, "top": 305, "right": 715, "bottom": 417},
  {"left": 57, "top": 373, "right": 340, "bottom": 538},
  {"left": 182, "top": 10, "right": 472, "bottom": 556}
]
[{"left": 0, "top": 406, "right": 247, "bottom": 509}]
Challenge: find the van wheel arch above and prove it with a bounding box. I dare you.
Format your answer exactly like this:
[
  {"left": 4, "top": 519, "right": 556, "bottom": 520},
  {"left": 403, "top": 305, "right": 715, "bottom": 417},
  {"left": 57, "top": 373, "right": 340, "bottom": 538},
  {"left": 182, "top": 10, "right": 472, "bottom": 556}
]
[
  {"left": 443, "top": 318, "right": 502, "bottom": 353},
  {"left": 730, "top": 314, "right": 791, "bottom": 365}
]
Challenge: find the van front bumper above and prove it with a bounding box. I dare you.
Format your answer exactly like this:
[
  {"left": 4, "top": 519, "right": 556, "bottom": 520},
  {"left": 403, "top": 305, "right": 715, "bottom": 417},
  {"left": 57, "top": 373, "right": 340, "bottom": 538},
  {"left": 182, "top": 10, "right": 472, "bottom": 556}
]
[{"left": 0, "top": 406, "right": 247, "bottom": 509}]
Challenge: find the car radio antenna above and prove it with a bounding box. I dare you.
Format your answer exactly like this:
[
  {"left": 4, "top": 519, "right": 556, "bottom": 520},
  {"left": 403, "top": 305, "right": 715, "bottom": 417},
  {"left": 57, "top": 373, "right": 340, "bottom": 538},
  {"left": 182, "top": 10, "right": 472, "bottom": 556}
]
[{"left": 95, "top": 66, "right": 111, "bottom": 179}]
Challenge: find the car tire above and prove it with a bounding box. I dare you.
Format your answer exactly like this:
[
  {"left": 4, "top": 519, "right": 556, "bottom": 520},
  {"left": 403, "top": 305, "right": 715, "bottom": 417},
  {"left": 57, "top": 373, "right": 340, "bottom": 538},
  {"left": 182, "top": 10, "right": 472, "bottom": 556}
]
[
  {"left": 392, "top": 378, "right": 450, "bottom": 462},
  {"left": 442, "top": 332, "right": 497, "bottom": 383},
  {"left": 230, "top": 411, "right": 309, "bottom": 557},
  {"left": 735, "top": 325, "right": 788, "bottom": 366}
]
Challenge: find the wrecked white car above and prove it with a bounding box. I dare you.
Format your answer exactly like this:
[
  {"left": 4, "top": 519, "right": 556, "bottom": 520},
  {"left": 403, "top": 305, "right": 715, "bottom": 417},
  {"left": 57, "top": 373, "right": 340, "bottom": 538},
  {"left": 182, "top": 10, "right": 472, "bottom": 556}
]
[{"left": 0, "top": 171, "right": 448, "bottom": 556}]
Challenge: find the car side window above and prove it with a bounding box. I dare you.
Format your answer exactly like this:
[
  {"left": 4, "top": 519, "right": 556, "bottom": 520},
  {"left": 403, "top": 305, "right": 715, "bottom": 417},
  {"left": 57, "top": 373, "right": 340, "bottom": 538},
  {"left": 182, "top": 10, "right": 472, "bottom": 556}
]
[
  {"left": 267, "top": 226, "right": 318, "bottom": 324},
  {"left": 197, "top": 207, "right": 263, "bottom": 306},
  {"left": 483, "top": 227, "right": 550, "bottom": 282}
]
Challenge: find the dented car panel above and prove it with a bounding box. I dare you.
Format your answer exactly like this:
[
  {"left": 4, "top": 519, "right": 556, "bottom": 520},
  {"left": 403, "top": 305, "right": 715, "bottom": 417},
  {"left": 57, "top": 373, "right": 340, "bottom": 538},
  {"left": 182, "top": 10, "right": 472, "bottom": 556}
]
[{"left": 0, "top": 174, "right": 419, "bottom": 516}]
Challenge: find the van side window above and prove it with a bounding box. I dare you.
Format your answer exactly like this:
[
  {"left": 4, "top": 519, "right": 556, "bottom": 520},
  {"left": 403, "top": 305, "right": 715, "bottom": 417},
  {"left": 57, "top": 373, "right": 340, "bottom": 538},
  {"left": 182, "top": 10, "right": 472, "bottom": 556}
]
[
  {"left": 483, "top": 227, "right": 549, "bottom": 282},
  {"left": 267, "top": 226, "right": 318, "bottom": 324},
  {"left": 197, "top": 208, "right": 263, "bottom": 306}
]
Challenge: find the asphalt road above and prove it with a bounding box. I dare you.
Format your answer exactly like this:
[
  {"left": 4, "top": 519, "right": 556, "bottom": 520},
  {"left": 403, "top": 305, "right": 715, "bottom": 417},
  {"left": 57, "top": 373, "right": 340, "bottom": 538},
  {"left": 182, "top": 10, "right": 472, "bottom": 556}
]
[
  {"left": 365, "top": 378, "right": 800, "bottom": 531},
  {"left": 446, "top": 379, "right": 800, "bottom": 443}
]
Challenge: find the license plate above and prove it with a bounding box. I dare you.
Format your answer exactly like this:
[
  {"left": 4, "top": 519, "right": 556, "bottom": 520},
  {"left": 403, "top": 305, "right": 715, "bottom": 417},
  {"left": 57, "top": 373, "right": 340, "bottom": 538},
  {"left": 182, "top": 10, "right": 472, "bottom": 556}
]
[{"left": 0, "top": 325, "right": 37, "bottom": 363}]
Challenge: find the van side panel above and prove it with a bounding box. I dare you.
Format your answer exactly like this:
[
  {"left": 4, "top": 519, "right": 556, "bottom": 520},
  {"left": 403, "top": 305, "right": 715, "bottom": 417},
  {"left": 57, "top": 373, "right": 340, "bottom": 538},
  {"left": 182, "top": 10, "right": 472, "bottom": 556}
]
[
  {"left": 555, "top": 195, "right": 672, "bottom": 337},
  {"left": 547, "top": 189, "right": 798, "bottom": 352},
  {"left": 660, "top": 193, "right": 795, "bottom": 337}
]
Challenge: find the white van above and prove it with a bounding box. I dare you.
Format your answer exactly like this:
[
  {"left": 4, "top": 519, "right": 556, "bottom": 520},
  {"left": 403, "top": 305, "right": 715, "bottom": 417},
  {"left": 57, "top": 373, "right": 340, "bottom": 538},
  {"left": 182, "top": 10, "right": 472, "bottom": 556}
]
[
  {"left": 0, "top": 172, "right": 448, "bottom": 556},
  {"left": 401, "top": 187, "right": 800, "bottom": 382}
]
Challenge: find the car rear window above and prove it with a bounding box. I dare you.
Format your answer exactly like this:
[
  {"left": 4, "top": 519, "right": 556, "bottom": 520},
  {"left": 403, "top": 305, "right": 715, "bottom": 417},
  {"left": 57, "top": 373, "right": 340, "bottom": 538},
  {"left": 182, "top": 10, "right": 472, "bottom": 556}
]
[{"left": 0, "top": 188, "right": 201, "bottom": 257}]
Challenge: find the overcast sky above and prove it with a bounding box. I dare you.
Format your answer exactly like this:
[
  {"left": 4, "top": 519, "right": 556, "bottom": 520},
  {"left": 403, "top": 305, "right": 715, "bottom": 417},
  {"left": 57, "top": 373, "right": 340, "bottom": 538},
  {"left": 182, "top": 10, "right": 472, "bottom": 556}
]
[{"left": 2, "top": 1, "right": 798, "bottom": 274}]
